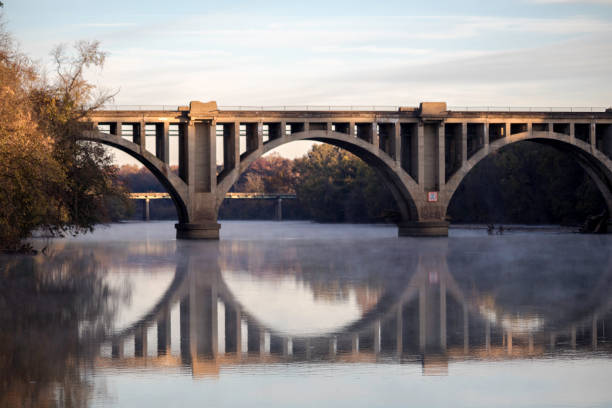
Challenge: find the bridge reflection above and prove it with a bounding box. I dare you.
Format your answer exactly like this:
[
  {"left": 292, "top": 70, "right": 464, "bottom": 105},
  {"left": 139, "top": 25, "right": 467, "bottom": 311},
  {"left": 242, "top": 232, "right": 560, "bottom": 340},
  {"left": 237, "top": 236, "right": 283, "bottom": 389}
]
[{"left": 98, "top": 239, "right": 612, "bottom": 377}]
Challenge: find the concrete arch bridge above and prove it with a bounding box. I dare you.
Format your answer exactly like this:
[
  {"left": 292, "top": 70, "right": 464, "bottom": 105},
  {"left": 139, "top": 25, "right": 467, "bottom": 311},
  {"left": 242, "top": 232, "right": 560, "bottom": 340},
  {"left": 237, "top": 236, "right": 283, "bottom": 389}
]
[{"left": 83, "top": 101, "right": 612, "bottom": 238}]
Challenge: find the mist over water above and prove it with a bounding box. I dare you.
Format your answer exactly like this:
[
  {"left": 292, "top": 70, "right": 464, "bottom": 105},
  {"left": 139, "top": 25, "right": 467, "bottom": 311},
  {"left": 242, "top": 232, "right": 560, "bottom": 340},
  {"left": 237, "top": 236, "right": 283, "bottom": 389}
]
[{"left": 1, "top": 221, "right": 611, "bottom": 408}]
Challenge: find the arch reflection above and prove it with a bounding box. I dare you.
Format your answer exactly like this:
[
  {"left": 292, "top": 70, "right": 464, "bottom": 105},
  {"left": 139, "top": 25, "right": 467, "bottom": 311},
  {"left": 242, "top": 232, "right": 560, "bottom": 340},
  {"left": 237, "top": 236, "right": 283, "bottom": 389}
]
[{"left": 99, "top": 237, "right": 612, "bottom": 378}]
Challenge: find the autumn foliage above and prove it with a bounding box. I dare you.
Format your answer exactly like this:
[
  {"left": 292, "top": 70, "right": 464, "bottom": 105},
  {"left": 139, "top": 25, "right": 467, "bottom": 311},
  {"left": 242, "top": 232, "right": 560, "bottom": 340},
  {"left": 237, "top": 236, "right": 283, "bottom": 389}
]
[{"left": 0, "top": 20, "right": 129, "bottom": 251}]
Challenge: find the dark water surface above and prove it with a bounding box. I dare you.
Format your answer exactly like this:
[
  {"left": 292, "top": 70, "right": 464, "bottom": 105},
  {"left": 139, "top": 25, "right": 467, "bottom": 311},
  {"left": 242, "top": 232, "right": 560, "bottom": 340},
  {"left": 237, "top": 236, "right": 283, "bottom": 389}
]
[{"left": 1, "top": 221, "right": 611, "bottom": 408}]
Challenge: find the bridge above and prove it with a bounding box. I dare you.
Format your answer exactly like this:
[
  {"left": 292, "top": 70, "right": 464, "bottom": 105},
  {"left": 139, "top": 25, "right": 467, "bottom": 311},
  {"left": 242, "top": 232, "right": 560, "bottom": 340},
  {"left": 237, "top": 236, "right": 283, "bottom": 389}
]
[
  {"left": 82, "top": 101, "right": 612, "bottom": 238},
  {"left": 130, "top": 192, "right": 296, "bottom": 221},
  {"left": 97, "top": 240, "right": 612, "bottom": 378}
]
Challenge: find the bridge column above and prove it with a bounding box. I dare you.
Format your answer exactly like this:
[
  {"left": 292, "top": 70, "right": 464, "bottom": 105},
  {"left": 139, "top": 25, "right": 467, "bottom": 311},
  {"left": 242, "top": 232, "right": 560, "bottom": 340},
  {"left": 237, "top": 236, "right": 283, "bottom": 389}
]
[
  {"left": 134, "top": 325, "right": 147, "bottom": 358},
  {"left": 225, "top": 303, "right": 242, "bottom": 353},
  {"left": 176, "top": 119, "right": 221, "bottom": 239},
  {"left": 144, "top": 198, "right": 150, "bottom": 221},
  {"left": 180, "top": 296, "right": 191, "bottom": 363},
  {"left": 155, "top": 122, "right": 170, "bottom": 164},
  {"left": 398, "top": 120, "right": 449, "bottom": 237},
  {"left": 111, "top": 339, "right": 124, "bottom": 359},
  {"left": 396, "top": 306, "right": 403, "bottom": 356},
  {"left": 136, "top": 120, "right": 146, "bottom": 151},
  {"left": 157, "top": 307, "right": 171, "bottom": 356},
  {"left": 275, "top": 197, "right": 283, "bottom": 221},
  {"left": 461, "top": 123, "right": 468, "bottom": 164},
  {"left": 394, "top": 122, "right": 401, "bottom": 163}
]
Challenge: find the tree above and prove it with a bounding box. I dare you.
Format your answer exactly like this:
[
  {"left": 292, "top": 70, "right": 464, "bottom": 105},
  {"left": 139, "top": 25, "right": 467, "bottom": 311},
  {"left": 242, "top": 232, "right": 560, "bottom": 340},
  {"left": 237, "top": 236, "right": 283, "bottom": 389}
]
[
  {"left": 0, "top": 20, "right": 130, "bottom": 251},
  {"left": 293, "top": 144, "right": 398, "bottom": 222}
]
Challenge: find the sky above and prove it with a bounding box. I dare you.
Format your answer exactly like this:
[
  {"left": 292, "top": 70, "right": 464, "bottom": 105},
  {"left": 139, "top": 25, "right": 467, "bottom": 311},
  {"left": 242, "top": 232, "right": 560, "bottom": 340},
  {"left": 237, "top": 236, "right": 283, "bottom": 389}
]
[{"left": 3, "top": 0, "right": 612, "bottom": 163}]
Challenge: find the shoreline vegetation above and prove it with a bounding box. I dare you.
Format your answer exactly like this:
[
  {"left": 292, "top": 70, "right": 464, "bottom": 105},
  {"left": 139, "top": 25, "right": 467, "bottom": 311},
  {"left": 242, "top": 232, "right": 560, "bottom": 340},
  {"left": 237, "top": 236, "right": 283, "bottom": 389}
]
[{"left": 0, "top": 16, "right": 129, "bottom": 253}]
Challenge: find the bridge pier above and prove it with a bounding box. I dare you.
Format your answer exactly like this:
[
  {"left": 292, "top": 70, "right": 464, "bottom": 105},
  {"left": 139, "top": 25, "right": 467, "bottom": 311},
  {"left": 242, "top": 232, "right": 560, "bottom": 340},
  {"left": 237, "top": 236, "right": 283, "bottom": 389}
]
[
  {"left": 175, "top": 222, "right": 221, "bottom": 239},
  {"left": 398, "top": 220, "right": 449, "bottom": 237}
]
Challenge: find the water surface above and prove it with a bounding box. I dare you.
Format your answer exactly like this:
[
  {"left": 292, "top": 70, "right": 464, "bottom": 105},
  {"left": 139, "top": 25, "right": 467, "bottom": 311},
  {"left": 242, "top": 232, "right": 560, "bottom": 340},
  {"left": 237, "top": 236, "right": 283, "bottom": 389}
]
[{"left": 1, "top": 221, "right": 611, "bottom": 408}]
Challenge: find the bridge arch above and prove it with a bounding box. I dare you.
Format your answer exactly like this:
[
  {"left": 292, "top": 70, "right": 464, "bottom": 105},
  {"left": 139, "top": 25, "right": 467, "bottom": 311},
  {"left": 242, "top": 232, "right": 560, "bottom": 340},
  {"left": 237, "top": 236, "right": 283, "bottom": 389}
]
[
  {"left": 215, "top": 129, "right": 421, "bottom": 222},
  {"left": 444, "top": 131, "right": 612, "bottom": 219},
  {"left": 79, "top": 129, "right": 190, "bottom": 223}
]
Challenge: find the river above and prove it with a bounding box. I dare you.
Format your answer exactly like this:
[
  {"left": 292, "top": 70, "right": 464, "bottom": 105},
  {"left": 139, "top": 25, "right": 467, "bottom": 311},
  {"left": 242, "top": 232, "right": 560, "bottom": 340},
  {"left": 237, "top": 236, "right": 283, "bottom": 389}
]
[{"left": 1, "top": 221, "right": 611, "bottom": 408}]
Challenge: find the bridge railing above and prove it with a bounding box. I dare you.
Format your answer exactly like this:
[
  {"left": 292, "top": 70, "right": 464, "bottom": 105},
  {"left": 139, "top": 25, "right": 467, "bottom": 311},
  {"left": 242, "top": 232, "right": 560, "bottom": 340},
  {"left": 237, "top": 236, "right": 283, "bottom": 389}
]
[
  {"left": 98, "top": 105, "right": 610, "bottom": 113},
  {"left": 447, "top": 106, "right": 609, "bottom": 112},
  {"left": 98, "top": 105, "right": 182, "bottom": 111}
]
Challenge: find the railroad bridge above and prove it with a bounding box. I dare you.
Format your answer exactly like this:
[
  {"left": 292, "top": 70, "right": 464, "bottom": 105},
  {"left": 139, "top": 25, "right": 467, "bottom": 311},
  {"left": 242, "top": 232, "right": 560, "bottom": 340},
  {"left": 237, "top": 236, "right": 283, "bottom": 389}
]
[{"left": 84, "top": 101, "right": 612, "bottom": 238}]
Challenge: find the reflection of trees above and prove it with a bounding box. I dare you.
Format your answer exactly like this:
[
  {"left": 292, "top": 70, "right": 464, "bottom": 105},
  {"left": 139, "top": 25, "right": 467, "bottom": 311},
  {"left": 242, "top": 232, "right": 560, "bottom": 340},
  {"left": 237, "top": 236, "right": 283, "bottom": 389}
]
[{"left": 0, "top": 254, "right": 118, "bottom": 408}]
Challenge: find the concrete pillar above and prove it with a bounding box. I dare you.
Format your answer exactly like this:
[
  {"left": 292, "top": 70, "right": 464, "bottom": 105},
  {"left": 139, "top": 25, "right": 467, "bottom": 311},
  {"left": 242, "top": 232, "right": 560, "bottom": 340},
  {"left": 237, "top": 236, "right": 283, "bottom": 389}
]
[
  {"left": 190, "top": 284, "right": 217, "bottom": 358},
  {"left": 329, "top": 337, "right": 337, "bottom": 358},
  {"left": 176, "top": 120, "right": 220, "bottom": 239},
  {"left": 419, "top": 284, "right": 426, "bottom": 351},
  {"left": 592, "top": 315, "right": 598, "bottom": 350},
  {"left": 279, "top": 121, "right": 287, "bottom": 139},
  {"left": 113, "top": 121, "right": 122, "bottom": 138},
  {"left": 374, "top": 320, "right": 381, "bottom": 355},
  {"left": 180, "top": 296, "right": 191, "bottom": 363},
  {"left": 352, "top": 333, "right": 359, "bottom": 354},
  {"left": 396, "top": 306, "right": 403, "bottom": 356},
  {"left": 570, "top": 122, "right": 576, "bottom": 145},
  {"left": 283, "top": 337, "right": 291, "bottom": 357},
  {"left": 349, "top": 122, "right": 355, "bottom": 138},
  {"left": 371, "top": 122, "right": 379, "bottom": 148},
  {"left": 463, "top": 304, "right": 469, "bottom": 354},
  {"left": 178, "top": 123, "right": 188, "bottom": 182},
  {"left": 222, "top": 122, "right": 239, "bottom": 172},
  {"left": 527, "top": 122, "right": 532, "bottom": 136},
  {"left": 275, "top": 198, "right": 282, "bottom": 221},
  {"left": 394, "top": 123, "right": 401, "bottom": 163},
  {"left": 225, "top": 304, "right": 242, "bottom": 353},
  {"left": 134, "top": 325, "right": 147, "bottom": 358},
  {"left": 590, "top": 122, "right": 597, "bottom": 148},
  {"left": 438, "top": 122, "right": 445, "bottom": 189},
  {"left": 156, "top": 122, "right": 170, "bottom": 163},
  {"left": 483, "top": 122, "right": 490, "bottom": 153},
  {"left": 247, "top": 322, "right": 263, "bottom": 354},
  {"left": 440, "top": 279, "right": 447, "bottom": 351},
  {"left": 507, "top": 328, "right": 512, "bottom": 355},
  {"left": 111, "top": 340, "right": 124, "bottom": 359},
  {"left": 257, "top": 122, "right": 264, "bottom": 149},
  {"left": 144, "top": 198, "right": 150, "bottom": 221},
  {"left": 548, "top": 122, "right": 554, "bottom": 138},
  {"left": 157, "top": 307, "right": 171, "bottom": 356},
  {"left": 485, "top": 319, "right": 491, "bottom": 353},
  {"left": 550, "top": 333, "right": 556, "bottom": 351},
  {"left": 137, "top": 121, "right": 146, "bottom": 151},
  {"left": 461, "top": 123, "right": 468, "bottom": 165}
]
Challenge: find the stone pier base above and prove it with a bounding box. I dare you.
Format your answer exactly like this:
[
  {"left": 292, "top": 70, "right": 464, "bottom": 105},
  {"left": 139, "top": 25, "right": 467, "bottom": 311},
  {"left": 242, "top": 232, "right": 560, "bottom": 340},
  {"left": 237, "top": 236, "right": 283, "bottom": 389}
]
[
  {"left": 175, "top": 222, "right": 221, "bottom": 239},
  {"left": 398, "top": 221, "right": 449, "bottom": 237}
]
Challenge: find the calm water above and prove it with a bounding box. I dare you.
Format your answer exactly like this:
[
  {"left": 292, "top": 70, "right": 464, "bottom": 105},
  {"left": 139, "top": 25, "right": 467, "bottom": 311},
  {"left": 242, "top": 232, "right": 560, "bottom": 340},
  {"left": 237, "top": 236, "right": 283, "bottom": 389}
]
[{"left": 1, "top": 221, "right": 611, "bottom": 408}]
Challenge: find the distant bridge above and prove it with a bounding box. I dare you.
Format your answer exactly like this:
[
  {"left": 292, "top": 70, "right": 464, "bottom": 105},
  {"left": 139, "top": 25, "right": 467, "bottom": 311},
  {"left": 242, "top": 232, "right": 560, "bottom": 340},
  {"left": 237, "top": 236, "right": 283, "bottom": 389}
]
[
  {"left": 129, "top": 192, "right": 296, "bottom": 221},
  {"left": 82, "top": 101, "right": 612, "bottom": 238}
]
